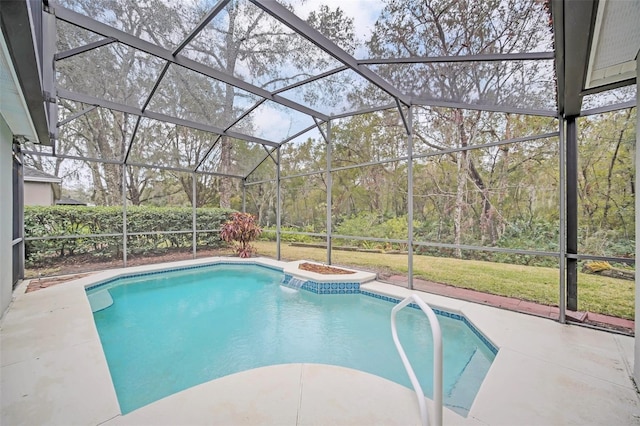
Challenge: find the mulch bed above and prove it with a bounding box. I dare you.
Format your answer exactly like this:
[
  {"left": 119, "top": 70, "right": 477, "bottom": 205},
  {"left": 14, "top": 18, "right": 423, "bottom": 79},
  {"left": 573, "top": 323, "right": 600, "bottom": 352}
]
[
  {"left": 26, "top": 273, "right": 93, "bottom": 293},
  {"left": 298, "top": 262, "right": 355, "bottom": 275},
  {"left": 26, "top": 248, "right": 232, "bottom": 277},
  {"left": 24, "top": 248, "right": 233, "bottom": 292}
]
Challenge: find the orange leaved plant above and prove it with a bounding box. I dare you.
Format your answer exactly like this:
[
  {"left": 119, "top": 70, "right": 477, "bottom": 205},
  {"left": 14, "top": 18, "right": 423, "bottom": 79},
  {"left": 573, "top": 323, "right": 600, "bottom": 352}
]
[{"left": 220, "top": 212, "right": 262, "bottom": 258}]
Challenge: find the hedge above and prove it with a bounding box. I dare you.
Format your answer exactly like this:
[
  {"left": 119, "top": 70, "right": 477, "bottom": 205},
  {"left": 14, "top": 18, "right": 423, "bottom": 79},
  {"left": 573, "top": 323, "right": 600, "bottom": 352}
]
[{"left": 24, "top": 205, "right": 234, "bottom": 264}]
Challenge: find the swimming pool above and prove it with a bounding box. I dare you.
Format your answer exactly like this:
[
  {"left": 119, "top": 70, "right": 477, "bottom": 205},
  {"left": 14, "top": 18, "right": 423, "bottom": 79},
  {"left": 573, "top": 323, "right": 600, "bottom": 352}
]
[{"left": 87, "top": 263, "right": 496, "bottom": 416}]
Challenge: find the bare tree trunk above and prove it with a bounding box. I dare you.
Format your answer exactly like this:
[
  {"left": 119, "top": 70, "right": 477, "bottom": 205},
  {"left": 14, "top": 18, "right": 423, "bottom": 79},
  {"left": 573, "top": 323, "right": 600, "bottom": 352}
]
[
  {"left": 126, "top": 167, "right": 146, "bottom": 205},
  {"left": 179, "top": 174, "right": 194, "bottom": 206},
  {"left": 603, "top": 108, "right": 633, "bottom": 222},
  {"left": 219, "top": 136, "right": 232, "bottom": 209},
  {"left": 452, "top": 109, "right": 468, "bottom": 258},
  {"left": 80, "top": 111, "right": 125, "bottom": 205},
  {"left": 103, "top": 163, "right": 122, "bottom": 205},
  {"left": 493, "top": 117, "right": 512, "bottom": 242},
  {"left": 469, "top": 160, "right": 494, "bottom": 244},
  {"left": 453, "top": 149, "right": 467, "bottom": 258},
  {"left": 256, "top": 185, "right": 267, "bottom": 225},
  {"left": 88, "top": 162, "right": 106, "bottom": 205},
  {"left": 267, "top": 189, "right": 274, "bottom": 227},
  {"left": 219, "top": 9, "right": 238, "bottom": 210}
]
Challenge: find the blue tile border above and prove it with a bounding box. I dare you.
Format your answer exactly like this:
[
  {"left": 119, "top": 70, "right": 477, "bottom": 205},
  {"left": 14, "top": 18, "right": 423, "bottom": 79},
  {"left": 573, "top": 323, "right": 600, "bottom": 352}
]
[
  {"left": 280, "top": 274, "right": 361, "bottom": 294},
  {"left": 360, "top": 290, "right": 498, "bottom": 355},
  {"left": 280, "top": 280, "right": 497, "bottom": 355},
  {"left": 85, "top": 261, "right": 283, "bottom": 292}
]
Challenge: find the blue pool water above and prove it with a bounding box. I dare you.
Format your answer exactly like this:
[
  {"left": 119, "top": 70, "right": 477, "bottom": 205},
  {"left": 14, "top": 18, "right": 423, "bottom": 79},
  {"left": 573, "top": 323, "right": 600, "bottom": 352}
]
[{"left": 88, "top": 264, "right": 496, "bottom": 415}]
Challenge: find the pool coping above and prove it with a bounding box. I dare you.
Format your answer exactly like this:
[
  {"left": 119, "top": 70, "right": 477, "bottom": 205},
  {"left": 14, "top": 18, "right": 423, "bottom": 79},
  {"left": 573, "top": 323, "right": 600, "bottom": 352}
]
[
  {"left": 83, "top": 259, "right": 497, "bottom": 355},
  {"left": 83, "top": 257, "right": 286, "bottom": 292},
  {"left": 85, "top": 258, "right": 377, "bottom": 295},
  {"left": 2, "top": 256, "right": 638, "bottom": 425},
  {"left": 283, "top": 259, "right": 377, "bottom": 284}
]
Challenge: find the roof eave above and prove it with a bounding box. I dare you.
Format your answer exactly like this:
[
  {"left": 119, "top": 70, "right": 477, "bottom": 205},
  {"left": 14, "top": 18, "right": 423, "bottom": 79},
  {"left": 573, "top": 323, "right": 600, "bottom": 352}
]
[
  {"left": 553, "top": 0, "right": 599, "bottom": 117},
  {"left": 0, "top": 0, "right": 52, "bottom": 145}
]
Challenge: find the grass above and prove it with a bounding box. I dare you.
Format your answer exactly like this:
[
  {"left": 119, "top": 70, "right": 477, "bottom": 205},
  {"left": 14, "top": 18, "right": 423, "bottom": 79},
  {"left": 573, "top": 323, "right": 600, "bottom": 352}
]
[{"left": 253, "top": 241, "right": 635, "bottom": 320}]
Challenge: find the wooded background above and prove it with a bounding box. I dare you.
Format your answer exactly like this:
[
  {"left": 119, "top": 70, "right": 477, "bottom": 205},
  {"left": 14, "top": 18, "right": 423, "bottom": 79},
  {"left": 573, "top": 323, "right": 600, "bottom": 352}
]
[{"left": 23, "top": 0, "right": 636, "bottom": 266}]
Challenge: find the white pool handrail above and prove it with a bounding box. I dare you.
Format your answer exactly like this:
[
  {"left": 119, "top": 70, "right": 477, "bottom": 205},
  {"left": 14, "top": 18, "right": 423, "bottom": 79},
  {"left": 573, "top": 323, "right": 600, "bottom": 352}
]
[{"left": 390, "top": 294, "right": 443, "bottom": 426}]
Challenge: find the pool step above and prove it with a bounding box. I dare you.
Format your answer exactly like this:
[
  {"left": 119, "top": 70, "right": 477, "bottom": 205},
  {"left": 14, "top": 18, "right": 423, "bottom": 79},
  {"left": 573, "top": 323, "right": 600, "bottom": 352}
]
[
  {"left": 88, "top": 289, "right": 114, "bottom": 313},
  {"left": 446, "top": 348, "right": 490, "bottom": 416}
]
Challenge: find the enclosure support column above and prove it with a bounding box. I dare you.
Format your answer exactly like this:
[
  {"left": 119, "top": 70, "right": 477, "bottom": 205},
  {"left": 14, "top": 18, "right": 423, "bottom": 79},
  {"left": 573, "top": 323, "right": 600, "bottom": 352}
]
[
  {"left": 122, "top": 164, "right": 127, "bottom": 268},
  {"left": 558, "top": 118, "right": 566, "bottom": 323},
  {"left": 192, "top": 172, "right": 197, "bottom": 259},
  {"left": 15, "top": 147, "right": 25, "bottom": 283},
  {"left": 1, "top": 120, "right": 14, "bottom": 315},
  {"left": 276, "top": 147, "right": 281, "bottom": 261},
  {"left": 634, "top": 52, "right": 640, "bottom": 384},
  {"left": 42, "top": 8, "right": 57, "bottom": 141},
  {"left": 407, "top": 107, "right": 414, "bottom": 290},
  {"left": 241, "top": 179, "right": 246, "bottom": 213},
  {"left": 566, "top": 116, "right": 578, "bottom": 311},
  {"left": 1, "top": 118, "right": 15, "bottom": 315},
  {"left": 326, "top": 121, "right": 332, "bottom": 265}
]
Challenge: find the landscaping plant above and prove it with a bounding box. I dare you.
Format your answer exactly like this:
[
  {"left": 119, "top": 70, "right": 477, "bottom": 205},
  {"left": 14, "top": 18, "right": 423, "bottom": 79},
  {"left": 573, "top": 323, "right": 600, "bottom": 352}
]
[
  {"left": 220, "top": 212, "right": 262, "bottom": 258},
  {"left": 24, "top": 206, "right": 232, "bottom": 264}
]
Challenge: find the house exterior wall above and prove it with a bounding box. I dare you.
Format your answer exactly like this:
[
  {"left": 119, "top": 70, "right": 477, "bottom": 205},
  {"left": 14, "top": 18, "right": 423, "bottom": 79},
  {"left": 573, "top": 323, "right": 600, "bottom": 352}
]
[
  {"left": 0, "top": 115, "right": 13, "bottom": 318},
  {"left": 24, "top": 181, "right": 55, "bottom": 206}
]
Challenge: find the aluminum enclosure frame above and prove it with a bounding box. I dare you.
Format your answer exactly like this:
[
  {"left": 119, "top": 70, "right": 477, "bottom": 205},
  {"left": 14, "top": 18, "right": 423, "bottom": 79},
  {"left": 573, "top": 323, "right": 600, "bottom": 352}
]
[{"left": 14, "top": 0, "right": 638, "bottom": 327}]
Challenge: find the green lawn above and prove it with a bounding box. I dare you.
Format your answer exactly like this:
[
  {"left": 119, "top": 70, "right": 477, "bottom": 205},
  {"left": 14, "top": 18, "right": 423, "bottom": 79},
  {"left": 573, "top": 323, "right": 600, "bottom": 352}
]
[{"left": 253, "top": 241, "right": 635, "bottom": 320}]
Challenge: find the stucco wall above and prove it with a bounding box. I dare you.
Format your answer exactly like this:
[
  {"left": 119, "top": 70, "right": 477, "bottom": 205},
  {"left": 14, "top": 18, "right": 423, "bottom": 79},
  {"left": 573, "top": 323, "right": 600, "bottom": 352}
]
[
  {"left": 24, "top": 181, "right": 54, "bottom": 206},
  {"left": 0, "top": 114, "right": 13, "bottom": 318}
]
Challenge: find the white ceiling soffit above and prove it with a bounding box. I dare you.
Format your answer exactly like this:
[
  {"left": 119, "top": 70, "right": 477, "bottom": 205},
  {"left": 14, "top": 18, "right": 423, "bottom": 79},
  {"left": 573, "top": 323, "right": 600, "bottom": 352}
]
[
  {"left": 0, "top": 34, "right": 39, "bottom": 142},
  {"left": 585, "top": 0, "right": 640, "bottom": 90}
]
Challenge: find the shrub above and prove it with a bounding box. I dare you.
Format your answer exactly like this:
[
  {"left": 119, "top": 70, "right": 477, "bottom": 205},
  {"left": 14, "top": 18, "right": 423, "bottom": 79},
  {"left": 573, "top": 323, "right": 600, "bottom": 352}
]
[
  {"left": 24, "top": 206, "right": 233, "bottom": 265},
  {"left": 582, "top": 261, "right": 612, "bottom": 273},
  {"left": 220, "top": 212, "right": 262, "bottom": 258},
  {"left": 334, "top": 213, "right": 415, "bottom": 250},
  {"left": 259, "top": 226, "right": 320, "bottom": 243}
]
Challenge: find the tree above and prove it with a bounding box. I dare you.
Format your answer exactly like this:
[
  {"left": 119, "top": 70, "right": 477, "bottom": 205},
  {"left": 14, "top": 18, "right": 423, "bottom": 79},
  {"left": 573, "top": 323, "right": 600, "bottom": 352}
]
[
  {"left": 49, "top": 0, "right": 357, "bottom": 209},
  {"left": 368, "top": 0, "right": 554, "bottom": 256},
  {"left": 331, "top": 112, "right": 408, "bottom": 218},
  {"left": 182, "top": 2, "right": 356, "bottom": 207},
  {"left": 279, "top": 138, "right": 327, "bottom": 230},
  {"left": 577, "top": 108, "right": 636, "bottom": 257},
  {"left": 51, "top": 1, "right": 165, "bottom": 205}
]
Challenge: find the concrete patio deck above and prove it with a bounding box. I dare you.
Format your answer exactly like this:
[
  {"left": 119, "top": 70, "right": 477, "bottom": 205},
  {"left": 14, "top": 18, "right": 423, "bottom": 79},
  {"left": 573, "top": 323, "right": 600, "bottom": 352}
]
[{"left": 1, "top": 257, "right": 639, "bottom": 425}]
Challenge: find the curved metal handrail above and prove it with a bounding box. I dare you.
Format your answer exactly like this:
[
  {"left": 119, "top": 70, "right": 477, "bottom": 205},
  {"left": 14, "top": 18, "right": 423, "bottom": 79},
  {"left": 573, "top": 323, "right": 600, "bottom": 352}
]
[{"left": 390, "top": 294, "right": 443, "bottom": 426}]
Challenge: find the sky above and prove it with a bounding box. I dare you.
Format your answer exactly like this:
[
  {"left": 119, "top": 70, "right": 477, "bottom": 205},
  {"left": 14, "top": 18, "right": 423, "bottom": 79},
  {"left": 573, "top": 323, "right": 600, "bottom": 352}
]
[
  {"left": 292, "top": 0, "right": 383, "bottom": 56},
  {"left": 248, "top": 1, "right": 385, "bottom": 142}
]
